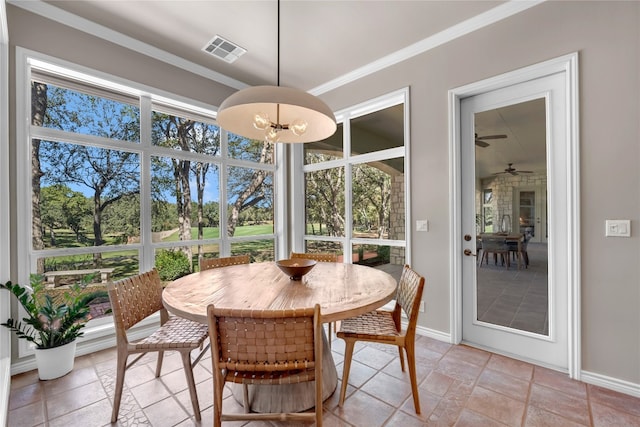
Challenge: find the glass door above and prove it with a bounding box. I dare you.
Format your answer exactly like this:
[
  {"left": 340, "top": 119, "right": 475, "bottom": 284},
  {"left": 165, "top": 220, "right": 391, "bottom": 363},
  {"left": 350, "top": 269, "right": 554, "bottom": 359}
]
[{"left": 460, "top": 71, "right": 569, "bottom": 370}]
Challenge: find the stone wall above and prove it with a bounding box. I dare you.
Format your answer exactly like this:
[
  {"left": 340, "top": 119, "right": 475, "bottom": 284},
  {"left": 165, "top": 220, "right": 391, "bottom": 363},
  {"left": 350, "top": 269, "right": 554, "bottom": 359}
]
[
  {"left": 477, "top": 172, "right": 546, "bottom": 234},
  {"left": 389, "top": 174, "right": 405, "bottom": 265}
]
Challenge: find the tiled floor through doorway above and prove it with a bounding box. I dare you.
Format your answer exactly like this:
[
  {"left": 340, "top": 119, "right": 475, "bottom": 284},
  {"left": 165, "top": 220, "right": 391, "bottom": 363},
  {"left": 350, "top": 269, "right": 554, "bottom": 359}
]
[
  {"left": 8, "top": 332, "right": 640, "bottom": 426},
  {"left": 477, "top": 242, "right": 549, "bottom": 335}
]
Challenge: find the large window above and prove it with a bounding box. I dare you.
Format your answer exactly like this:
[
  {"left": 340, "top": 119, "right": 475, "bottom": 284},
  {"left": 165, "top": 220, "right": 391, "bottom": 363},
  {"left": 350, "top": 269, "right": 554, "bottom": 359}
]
[
  {"left": 295, "top": 89, "right": 409, "bottom": 280},
  {"left": 16, "top": 52, "right": 280, "bottom": 351}
]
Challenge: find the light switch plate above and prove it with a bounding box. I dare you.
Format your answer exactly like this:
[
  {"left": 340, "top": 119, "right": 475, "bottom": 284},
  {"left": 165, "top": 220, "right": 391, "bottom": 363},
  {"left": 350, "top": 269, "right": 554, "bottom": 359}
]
[
  {"left": 416, "top": 220, "right": 429, "bottom": 232},
  {"left": 605, "top": 219, "right": 631, "bottom": 237}
]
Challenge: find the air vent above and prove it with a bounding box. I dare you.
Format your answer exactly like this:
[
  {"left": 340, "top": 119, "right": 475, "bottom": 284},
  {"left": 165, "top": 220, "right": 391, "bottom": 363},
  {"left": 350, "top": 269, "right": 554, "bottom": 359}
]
[{"left": 202, "top": 35, "right": 246, "bottom": 63}]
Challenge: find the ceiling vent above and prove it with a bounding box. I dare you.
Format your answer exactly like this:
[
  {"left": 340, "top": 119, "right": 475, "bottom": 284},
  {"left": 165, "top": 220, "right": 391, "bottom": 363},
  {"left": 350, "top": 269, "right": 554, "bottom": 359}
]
[{"left": 202, "top": 35, "right": 246, "bottom": 63}]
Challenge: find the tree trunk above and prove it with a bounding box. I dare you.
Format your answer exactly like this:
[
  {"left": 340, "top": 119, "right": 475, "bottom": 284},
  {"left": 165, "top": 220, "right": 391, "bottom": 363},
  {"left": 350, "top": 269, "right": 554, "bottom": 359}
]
[
  {"left": 227, "top": 141, "right": 270, "bottom": 236},
  {"left": 31, "top": 82, "right": 47, "bottom": 274}
]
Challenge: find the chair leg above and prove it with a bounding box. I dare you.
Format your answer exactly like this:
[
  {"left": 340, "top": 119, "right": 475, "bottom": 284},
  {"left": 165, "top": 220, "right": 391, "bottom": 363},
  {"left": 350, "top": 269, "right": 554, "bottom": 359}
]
[
  {"left": 404, "top": 343, "right": 421, "bottom": 415},
  {"left": 111, "top": 350, "right": 128, "bottom": 423},
  {"left": 339, "top": 340, "right": 356, "bottom": 407},
  {"left": 242, "top": 384, "right": 250, "bottom": 413},
  {"left": 397, "top": 345, "right": 405, "bottom": 372},
  {"left": 155, "top": 350, "right": 164, "bottom": 377},
  {"left": 213, "top": 374, "right": 224, "bottom": 427},
  {"left": 180, "top": 350, "right": 201, "bottom": 421}
]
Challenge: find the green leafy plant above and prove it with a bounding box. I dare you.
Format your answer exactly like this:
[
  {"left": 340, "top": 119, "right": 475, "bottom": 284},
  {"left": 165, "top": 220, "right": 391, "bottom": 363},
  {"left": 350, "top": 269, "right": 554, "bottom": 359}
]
[
  {"left": 0, "top": 273, "right": 105, "bottom": 349},
  {"left": 155, "top": 249, "right": 191, "bottom": 281}
]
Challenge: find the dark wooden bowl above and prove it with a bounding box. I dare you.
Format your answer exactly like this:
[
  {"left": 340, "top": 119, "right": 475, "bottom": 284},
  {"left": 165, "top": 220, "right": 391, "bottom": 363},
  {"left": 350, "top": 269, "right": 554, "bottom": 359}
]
[{"left": 276, "top": 258, "right": 317, "bottom": 280}]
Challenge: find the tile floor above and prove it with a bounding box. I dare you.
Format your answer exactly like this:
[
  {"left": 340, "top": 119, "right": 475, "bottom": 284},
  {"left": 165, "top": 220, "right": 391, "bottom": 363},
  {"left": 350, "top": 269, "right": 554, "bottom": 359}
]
[
  {"left": 8, "top": 332, "right": 640, "bottom": 426},
  {"left": 477, "top": 242, "right": 549, "bottom": 335}
]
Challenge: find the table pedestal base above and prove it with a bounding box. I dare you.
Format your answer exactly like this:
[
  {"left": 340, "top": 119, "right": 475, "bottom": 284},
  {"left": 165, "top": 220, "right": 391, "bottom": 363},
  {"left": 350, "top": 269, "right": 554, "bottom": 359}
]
[{"left": 231, "top": 331, "right": 338, "bottom": 413}]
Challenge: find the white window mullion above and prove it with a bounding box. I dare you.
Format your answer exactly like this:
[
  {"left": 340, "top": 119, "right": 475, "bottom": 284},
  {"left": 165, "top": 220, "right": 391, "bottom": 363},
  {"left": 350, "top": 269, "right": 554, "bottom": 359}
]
[
  {"left": 139, "top": 95, "right": 154, "bottom": 271},
  {"left": 219, "top": 131, "right": 230, "bottom": 256}
]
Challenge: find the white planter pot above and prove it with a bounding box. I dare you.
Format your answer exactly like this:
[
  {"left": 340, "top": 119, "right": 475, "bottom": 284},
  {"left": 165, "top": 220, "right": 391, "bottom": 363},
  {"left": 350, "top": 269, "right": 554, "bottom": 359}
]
[{"left": 34, "top": 340, "right": 77, "bottom": 380}]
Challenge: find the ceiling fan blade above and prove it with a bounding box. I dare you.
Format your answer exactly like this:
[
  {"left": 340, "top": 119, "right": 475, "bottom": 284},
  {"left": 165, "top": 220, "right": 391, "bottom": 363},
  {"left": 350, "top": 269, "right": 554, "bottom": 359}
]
[
  {"left": 509, "top": 171, "right": 518, "bottom": 176},
  {"left": 475, "top": 140, "right": 490, "bottom": 147},
  {"left": 477, "top": 134, "right": 507, "bottom": 140}
]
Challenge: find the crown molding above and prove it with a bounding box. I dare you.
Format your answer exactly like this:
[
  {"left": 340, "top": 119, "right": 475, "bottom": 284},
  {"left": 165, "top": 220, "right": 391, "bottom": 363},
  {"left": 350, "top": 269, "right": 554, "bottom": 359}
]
[
  {"left": 7, "top": 0, "right": 248, "bottom": 91},
  {"left": 309, "top": 0, "right": 546, "bottom": 95},
  {"left": 7, "top": 0, "right": 545, "bottom": 100}
]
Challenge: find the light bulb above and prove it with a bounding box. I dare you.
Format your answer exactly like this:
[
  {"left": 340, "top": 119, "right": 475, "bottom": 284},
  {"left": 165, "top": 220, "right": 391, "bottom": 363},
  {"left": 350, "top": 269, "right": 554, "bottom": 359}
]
[
  {"left": 265, "top": 127, "right": 279, "bottom": 143},
  {"left": 290, "top": 119, "right": 308, "bottom": 136},
  {"left": 253, "top": 112, "right": 271, "bottom": 130}
]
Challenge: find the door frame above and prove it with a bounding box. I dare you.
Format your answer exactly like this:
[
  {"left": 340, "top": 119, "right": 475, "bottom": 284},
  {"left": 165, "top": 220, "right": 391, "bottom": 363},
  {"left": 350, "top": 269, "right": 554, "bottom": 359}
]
[{"left": 448, "top": 53, "right": 581, "bottom": 379}]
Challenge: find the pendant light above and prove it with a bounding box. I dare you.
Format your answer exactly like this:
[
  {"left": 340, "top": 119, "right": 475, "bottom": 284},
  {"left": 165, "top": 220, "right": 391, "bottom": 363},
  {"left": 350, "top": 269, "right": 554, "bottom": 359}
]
[{"left": 216, "top": 0, "right": 337, "bottom": 143}]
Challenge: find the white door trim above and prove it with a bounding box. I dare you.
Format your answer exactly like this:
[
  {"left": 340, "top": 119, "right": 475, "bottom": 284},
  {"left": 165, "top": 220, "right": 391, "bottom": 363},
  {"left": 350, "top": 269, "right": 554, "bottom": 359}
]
[
  {"left": 0, "top": 0, "right": 11, "bottom": 423},
  {"left": 448, "top": 53, "right": 581, "bottom": 379}
]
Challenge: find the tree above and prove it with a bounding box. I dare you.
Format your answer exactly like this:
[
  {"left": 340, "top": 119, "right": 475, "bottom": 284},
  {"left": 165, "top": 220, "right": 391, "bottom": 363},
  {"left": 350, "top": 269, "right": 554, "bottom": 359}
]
[
  {"left": 31, "top": 82, "right": 47, "bottom": 273},
  {"left": 305, "top": 166, "right": 345, "bottom": 237},
  {"left": 152, "top": 115, "right": 197, "bottom": 267},
  {"left": 40, "top": 184, "right": 92, "bottom": 245},
  {"left": 226, "top": 137, "right": 274, "bottom": 236},
  {"left": 352, "top": 164, "right": 391, "bottom": 238},
  {"left": 102, "top": 194, "right": 140, "bottom": 244},
  {"left": 40, "top": 185, "right": 66, "bottom": 246},
  {"left": 38, "top": 85, "right": 140, "bottom": 266}
]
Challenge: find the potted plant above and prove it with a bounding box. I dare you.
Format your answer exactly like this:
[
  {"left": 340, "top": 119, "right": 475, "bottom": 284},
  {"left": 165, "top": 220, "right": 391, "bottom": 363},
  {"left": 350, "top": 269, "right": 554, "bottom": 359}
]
[{"left": 0, "top": 273, "right": 106, "bottom": 380}]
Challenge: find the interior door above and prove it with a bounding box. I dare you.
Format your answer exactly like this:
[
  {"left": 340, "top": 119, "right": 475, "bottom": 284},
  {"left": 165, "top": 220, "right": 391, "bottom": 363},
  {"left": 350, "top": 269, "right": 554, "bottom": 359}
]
[
  {"left": 514, "top": 187, "right": 547, "bottom": 243},
  {"left": 461, "top": 72, "right": 569, "bottom": 370}
]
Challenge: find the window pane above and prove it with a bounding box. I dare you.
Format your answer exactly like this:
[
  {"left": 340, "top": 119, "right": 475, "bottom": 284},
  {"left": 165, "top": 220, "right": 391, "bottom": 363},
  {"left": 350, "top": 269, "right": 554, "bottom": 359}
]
[
  {"left": 227, "top": 166, "right": 274, "bottom": 237},
  {"left": 38, "top": 250, "right": 140, "bottom": 320},
  {"left": 152, "top": 111, "right": 221, "bottom": 156},
  {"left": 35, "top": 140, "right": 140, "bottom": 249},
  {"left": 351, "top": 104, "right": 404, "bottom": 156},
  {"left": 304, "top": 241, "right": 343, "bottom": 258},
  {"left": 231, "top": 239, "right": 274, "bottom": 262},
  {"left": 228, "top": 134, "right": 274, "bottom": 163},
  {"left": 352, "top": 244, "right": 404, "bottom": 282},
  {"left": 304, "top": 123, "right": 343, "bottom": 164},
  {"left": 352, "top": 161, "right": 404, "bottom": 240},
  {"left": 151, "top": 156, "right": 220, "bottom": 243},
  {"left": 32, "top": 81, "right": 140, "bottom": 142},
  {"left": 305, "top": 167, "right": 345, "bottom": 237}
]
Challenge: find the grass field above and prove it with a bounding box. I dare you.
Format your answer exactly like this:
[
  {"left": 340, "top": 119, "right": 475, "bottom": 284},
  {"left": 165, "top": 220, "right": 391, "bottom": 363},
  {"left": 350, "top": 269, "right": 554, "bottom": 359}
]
[{"left": 41, "top": 225, "right": 276, "bottom": 280}]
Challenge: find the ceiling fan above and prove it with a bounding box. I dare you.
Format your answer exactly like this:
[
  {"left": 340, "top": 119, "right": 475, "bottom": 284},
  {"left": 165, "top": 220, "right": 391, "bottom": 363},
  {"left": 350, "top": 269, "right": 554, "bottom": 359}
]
[
  {"left": 475, "top": 133, "right": 507, "bottom": 147},
  {"left": 494, "top": 163, "right": 533, "bottom": 176}
]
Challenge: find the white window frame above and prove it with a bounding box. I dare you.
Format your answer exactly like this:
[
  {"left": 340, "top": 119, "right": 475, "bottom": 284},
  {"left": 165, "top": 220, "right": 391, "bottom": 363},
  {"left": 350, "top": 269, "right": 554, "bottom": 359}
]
[
  {"left": 292, "top": 88, "right": 411, "bottom": 264},
  {"left": 14, "top": 47, "right": 284, "bottom": 361},
  {"left": 1, "top": 2, "right": 11, "bottom": 421}
]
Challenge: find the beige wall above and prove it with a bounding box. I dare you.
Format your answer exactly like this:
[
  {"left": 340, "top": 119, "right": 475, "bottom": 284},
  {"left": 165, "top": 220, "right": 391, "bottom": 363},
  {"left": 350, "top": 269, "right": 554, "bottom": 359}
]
[
  {"left": 5, "top": 1, "right": 640, "bottom": 386},
  {"left": 322, "top": 1, "right": 640, "bottom": 385}
]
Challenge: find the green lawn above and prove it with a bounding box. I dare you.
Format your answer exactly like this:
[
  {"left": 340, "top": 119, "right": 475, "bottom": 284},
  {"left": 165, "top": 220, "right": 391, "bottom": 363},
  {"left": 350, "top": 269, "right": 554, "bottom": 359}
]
[{"left": 161, "top": 224, "right": 273, "bottom": 241}]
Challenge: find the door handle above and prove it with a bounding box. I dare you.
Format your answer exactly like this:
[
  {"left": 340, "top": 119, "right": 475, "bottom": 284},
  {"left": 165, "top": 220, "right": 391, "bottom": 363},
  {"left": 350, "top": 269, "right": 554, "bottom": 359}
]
[{"left": 464, "top": 249, "right": 477, "bottom": 257}]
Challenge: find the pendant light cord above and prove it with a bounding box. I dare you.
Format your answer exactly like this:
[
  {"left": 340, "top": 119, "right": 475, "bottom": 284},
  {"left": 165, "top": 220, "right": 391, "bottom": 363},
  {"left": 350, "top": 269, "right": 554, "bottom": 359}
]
[
  {"left": 277, "top": 0, "right": 280, "bottom": 87},
  {"left": 276, "top": 0, "right": 280, "bottom": 125}
]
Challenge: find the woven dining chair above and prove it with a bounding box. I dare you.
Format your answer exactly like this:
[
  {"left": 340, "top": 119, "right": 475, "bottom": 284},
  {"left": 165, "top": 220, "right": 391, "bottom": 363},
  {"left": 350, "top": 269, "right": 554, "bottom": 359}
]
[
  {"left": 479, "top": 234, "right": 510, "bottom": 268},
  {"left": 107, "top": 269, "right": 209, "bottom": 423},
  {"left": 337, "top": 264, "right": 426, "bottom": 414},
  {"left": 199, "top": 254, "right": 250, "bottom": 271},
  {"left": 207, "top": 304, "right": 323, "bottom": 427},
  {"left": 290, "top": 251, "right": 339, "bottom": 347}
]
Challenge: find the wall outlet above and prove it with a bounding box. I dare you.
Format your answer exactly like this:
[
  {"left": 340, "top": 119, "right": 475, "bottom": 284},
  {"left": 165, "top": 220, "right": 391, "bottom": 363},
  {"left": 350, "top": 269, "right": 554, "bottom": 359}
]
[{"left": 419, "top": 301, "right": 425, "bottom": 312}]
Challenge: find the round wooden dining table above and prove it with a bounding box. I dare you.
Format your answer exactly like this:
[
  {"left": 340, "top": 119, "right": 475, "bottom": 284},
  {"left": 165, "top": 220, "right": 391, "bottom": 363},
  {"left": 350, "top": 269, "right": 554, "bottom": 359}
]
[{"left": 162, "top": 261, "right": 398, "bottom": 413}]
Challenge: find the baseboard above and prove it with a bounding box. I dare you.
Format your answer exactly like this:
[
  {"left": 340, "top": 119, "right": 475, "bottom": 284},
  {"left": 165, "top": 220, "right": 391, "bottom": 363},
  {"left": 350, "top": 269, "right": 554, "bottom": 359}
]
[
  {"left": 0, "top": 357, "right": 10, "bottom": 427},
  {"left": 581, "top": 370, "right": 640, "bottom": 399},
  {"left": 415, "top": 324, "right": 452, "bottom": 343}
]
